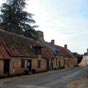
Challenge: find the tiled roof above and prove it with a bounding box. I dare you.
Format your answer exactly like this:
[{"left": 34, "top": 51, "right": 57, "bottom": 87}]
[
  {"left": 45, "top": 42, "right": 60, "bottom": 55},
  {"left": 0, "top": 45, "right": 10, "bottom": 59},
  {"left": 55, "top": 45, "right": 75, "bottom": 58},
  {"left": 0, "top": 29, "right": 38, "bottom": 58},
  {"left": 36, "top": 40, "right": 54, "bottom": 58},
  {"left": 39, "top": 39, "right": 75, "bottom": 58},
  {"left": 41, "top": 47, "right": 54, "bottom": 58},
  {"left": 40, "top": 40, "right": 60, "bottom": 55}
]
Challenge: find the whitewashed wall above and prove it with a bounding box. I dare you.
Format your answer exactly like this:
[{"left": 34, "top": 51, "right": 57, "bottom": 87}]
[{"left": 82, "top": 56, "right": 88, "bottom": 66}]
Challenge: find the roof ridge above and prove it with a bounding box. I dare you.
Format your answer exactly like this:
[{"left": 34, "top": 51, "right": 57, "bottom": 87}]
[{"left": 0, "top": 29, "right": 34, "bottom": 42}]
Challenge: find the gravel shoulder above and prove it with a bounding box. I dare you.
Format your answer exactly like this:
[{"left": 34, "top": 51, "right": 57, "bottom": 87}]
[{"left": 67, "top": 66, "right": 88, "bottom": 88}]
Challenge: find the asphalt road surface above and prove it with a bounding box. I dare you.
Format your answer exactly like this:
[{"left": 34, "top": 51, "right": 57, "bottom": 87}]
[{"left": 0, "top": 67, "right": 87, "bottom": 88}]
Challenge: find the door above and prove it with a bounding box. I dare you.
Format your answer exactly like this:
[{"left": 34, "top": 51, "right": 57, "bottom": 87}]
[
  {"left": 4, "top": 59, "right": 10, "bottom": 75},
  {"left": 27, "top": 60, "right": 32, "bottom": 72},
  {"left": 47, "top": 60, "right": 49, "bottom": 70}
]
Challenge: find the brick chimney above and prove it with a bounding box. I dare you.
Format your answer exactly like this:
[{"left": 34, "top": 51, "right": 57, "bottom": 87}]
[
  {"left": 37, "top": 31, "right": 44, "bottom": 41},
  {"left": 64, "top": 44, "right": 67, "bottom": 49},
  {"left": 51, "top": 40, "right": 55, "bottom": 45}
]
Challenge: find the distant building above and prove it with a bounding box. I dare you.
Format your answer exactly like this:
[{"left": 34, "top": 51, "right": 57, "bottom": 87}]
[
  {"left": 73, "top": 52, "right": 83, "bottom": 65},
  {"left": 37, "top": 31, "right": 77, "bottom": 69},
  {"left": 81, "top": 49, "right": 88, "bottom": 66}
]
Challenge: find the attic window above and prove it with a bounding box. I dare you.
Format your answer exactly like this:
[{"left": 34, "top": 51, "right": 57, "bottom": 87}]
[
  {"left": 34, "top": 47, "right": 41, "bottom": 55},
  {"left": 55, "top": 50, "right": 59, "bottom": 54}
]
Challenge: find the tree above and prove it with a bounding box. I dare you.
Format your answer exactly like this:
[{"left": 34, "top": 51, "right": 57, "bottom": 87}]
[
  {"left": 23, "top": 26, "right": 39, "bottom": 40},
  {"left": 0, "top": 0, "right": 38, "bottom": 39}
]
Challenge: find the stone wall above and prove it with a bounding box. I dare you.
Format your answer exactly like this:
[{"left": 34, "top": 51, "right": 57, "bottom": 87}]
[
  {"left": 10, "top": 58, "right": 25, "bottom": 75},
  {"left": 32, "top": 57, "right": 47, "bottom": 72},
  {"left": 0, "top": 60, "right": 3, "bottom": 76}
]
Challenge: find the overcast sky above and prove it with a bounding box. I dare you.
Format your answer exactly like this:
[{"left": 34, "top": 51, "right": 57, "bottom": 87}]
[{"left": 0, "top": 0, "right": 88, "bottom": 54}]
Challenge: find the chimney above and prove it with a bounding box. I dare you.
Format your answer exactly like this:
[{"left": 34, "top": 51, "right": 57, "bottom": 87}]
[
  {"left": 37, "top": 31, "right": 44, "bottom": 41},
  {"left": 64, "top": 44, "right": 67, "bottom": 49},
  {"left": 51, "top": 40, "right": 55, "bottom": 45}
]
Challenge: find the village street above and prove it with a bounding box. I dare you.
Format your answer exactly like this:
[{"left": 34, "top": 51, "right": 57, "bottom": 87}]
[{"left": 0, "top": 66, "right": 88, "bottom": 88}]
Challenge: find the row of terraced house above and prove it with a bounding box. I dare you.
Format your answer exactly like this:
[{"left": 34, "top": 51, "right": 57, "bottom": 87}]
[{"left": 0, "top": 29, "right": 77, "bottom": 77}]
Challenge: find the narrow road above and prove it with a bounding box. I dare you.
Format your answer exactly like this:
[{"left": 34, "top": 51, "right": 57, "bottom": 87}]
[{"left": 0, "top": 67, "right": 87, "bottom": 88}]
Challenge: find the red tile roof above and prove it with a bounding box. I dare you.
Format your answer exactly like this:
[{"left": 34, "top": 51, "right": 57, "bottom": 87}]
[
  {"left": 55, "top": 45, "right": 75, "bottom": 58},
  {"left": 0, "top": 45, "right": 10, "bottom": 59},
  {"left": 41, "top": 47, "right": 54, "bottom": 58},
  {"left": 0, "top": 29, "right": 38, "bottom": 58}
]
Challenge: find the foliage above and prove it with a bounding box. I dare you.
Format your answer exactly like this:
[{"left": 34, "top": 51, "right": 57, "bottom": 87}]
[
  {"left": 23, "top": 27, "right": 39, "bottom": 40},
  {"left": 0, "top": 0, "right": 38, "bottom": 40}
]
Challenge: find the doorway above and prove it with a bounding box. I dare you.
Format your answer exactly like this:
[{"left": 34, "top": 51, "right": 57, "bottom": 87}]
[
  {"left": 4, "top": 59, "right": 10, "bottom": 75},
  {"left": 27, "top": 60, "right": 32, "bottom": 72}
]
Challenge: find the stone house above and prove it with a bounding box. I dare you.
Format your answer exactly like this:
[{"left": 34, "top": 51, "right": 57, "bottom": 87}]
[
  {"left": 0, "top": 29, "right": 77, "bottom": 77},
  {"left": 0, "top": 29, "right": 47, "bottom": 77},
  {"left": 37, "top": 31, "right": 60, "bottom": 70},
  {"left": 41, "top": 47, "right": 54, "bottom": 70},
  {"left": 37, "top": 31, "right": 77, "bottom": 69},
  {"left": 73, "top": 52, "right": 83, "bottom": 65},
  {"left": 55, "top": 44, "right": 77, "bottom": 68},
  {"left": 80, "top": 49, "right": 88, "bottom": 66}
]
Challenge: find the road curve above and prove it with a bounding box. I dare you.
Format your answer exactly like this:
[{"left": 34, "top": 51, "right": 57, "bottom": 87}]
[{"left": 0, "top": 67, "right": 87, "bottom": 88}]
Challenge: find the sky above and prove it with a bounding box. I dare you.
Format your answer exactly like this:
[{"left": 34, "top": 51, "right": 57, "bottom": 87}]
[{"left": 0, "top": 0, "right": 88, "bottom": 54}]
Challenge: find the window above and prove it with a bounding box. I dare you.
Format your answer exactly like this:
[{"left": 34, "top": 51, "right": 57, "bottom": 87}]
[
  {"left": 34, "top": 47, "right": 41, "bottom": 55},
  {"left": 21, "top": 59, "right": 25, "bottom": 68},
  {"left": 37, "top": 60, "right": 41, "bottom": 68}
]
